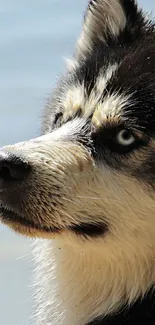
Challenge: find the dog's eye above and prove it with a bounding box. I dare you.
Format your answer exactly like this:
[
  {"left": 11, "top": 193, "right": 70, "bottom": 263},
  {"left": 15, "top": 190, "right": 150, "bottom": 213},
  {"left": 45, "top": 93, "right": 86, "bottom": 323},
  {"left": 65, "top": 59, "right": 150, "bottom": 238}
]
[{"left": 116, "top": 130, "right": 135, "bottom": 146}]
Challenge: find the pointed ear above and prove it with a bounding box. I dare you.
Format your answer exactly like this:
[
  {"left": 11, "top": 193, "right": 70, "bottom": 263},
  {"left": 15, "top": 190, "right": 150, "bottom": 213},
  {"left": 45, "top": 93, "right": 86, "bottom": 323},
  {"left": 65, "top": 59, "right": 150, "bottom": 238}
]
[{"left": 76, "top": 0, "right": 144, "bottom": 58}]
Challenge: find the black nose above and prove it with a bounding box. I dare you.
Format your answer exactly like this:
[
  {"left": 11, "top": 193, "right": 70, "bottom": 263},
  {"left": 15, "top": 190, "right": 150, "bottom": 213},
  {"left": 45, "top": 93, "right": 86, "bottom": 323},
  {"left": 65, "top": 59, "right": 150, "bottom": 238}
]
[{"left": 0, "top": 151, "right": 30, "bottom": 182}]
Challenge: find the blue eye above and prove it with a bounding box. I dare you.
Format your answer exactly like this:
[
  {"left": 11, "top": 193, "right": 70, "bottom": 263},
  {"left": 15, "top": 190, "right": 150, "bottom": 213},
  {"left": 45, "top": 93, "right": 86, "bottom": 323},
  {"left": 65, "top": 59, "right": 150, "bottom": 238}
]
[{"left": 116, "top": 130, "right": 135, "bottom": 146}]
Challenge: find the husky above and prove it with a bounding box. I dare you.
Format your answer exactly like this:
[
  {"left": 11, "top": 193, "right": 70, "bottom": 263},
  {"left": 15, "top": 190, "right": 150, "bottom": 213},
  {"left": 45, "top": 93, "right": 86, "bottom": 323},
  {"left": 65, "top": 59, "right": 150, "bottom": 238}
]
[{"left": 0, "top": 0, "right": 155, "bottom": 324}]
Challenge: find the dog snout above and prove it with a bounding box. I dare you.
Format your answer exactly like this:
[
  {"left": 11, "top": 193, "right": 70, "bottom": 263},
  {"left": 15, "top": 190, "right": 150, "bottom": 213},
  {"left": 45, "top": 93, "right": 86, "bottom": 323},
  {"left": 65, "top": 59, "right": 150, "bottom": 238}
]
[{"left": 0, "top": 150, "right": 30, "bottom": 184}]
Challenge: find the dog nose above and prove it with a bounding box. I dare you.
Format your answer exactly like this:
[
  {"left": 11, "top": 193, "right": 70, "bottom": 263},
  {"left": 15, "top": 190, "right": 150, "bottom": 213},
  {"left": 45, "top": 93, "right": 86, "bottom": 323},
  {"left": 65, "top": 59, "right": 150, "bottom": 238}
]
[{"left": 0, "top": 151, "right": 30, "bottom": 182}]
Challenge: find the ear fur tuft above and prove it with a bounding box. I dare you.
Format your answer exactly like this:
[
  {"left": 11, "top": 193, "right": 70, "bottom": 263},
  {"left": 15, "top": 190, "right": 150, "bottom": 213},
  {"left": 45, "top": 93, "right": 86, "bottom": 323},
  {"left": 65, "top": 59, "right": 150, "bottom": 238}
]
[{"left": 76, "top": 0, "right": 145, "bottom": 58}]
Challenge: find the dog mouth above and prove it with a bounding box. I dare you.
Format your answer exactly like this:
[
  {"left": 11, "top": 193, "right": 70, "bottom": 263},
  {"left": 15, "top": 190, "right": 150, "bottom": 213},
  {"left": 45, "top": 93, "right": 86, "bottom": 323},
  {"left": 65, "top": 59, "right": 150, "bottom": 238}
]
[
  {"left": 69, "top": 222, "right": 108, "bottom": 237},
  {"left": 0, "top": 204, "right": 108, "bottom": 238},
  {"left": 0, "top": 204, "right": 60, "bottom": 234}
]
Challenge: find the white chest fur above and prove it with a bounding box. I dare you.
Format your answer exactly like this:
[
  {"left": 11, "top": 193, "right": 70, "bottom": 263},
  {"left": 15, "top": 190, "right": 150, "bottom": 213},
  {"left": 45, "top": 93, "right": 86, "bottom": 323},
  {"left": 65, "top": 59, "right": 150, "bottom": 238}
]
[{"left": 32, "top": 231, "right": 155, "bottom": 325}]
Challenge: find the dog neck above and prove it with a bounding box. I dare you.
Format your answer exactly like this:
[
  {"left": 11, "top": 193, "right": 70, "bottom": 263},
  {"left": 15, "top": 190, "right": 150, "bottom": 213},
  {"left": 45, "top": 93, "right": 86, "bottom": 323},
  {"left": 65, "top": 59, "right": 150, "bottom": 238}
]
[
  {"left": 32, "top": 234, "right": 155, "bottom": 325},
  {"left": 88, "top": 290, "right": 155, "bottom": 325}
]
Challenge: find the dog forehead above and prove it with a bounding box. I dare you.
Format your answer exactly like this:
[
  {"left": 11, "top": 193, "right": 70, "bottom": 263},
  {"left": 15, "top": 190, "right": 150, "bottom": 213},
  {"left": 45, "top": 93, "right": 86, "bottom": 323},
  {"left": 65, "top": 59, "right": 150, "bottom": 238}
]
[
  {"left": 60, "top": 63, "right": 129, "bottom": 126},
  {"left": 45, "top": 38, "right": 155, "bottom": 136},
  {"left": 60, "top": 45, "right": 155, "bottom": 131}
]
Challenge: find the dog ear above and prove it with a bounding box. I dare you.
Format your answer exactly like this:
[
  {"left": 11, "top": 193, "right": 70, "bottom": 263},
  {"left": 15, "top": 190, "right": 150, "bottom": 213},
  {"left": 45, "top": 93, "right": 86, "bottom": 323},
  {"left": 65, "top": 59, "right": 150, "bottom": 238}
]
[{"left": 76, "top": 0, "right": 145, "bottom": 58}]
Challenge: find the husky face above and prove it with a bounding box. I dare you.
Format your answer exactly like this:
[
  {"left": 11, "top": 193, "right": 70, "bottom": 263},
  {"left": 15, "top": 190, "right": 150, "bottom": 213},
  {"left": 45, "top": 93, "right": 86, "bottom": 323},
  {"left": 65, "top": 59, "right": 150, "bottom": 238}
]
[
  {"left": 1, "top": 1, "right": 155, "bottom": 321},
  {"left": 0, "top": 0, "right": 155, "bottom": 290},
  {"left": 1, "top": 0, "right": 155, "bottom": 238},
  {"left": 0, "top": 1, "right": 155, "bottom": 236}
]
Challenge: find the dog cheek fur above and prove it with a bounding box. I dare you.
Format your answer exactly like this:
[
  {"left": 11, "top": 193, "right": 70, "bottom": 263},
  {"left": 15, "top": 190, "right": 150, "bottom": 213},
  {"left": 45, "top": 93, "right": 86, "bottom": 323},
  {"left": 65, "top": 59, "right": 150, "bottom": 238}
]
[
  {"left": 30, "top": 161, "right": 155, "bottom": 325},
  {"left": 32, "top": 211, "right": 155, "bottom": 325}
]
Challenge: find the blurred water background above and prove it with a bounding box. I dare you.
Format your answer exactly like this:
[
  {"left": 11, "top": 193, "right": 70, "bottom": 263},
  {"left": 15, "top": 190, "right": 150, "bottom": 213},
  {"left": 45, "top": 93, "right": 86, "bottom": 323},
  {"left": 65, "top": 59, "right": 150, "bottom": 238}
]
[{"left": 0, "top": 1, "right": 154, "bottom": 324}]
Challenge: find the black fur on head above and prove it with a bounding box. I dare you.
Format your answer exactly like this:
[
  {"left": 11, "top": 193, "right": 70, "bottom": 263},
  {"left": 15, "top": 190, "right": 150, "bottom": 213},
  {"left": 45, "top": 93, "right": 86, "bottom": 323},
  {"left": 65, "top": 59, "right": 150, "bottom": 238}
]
[{"left": 42, "top": 1, "right": 155, "bottom": 190}]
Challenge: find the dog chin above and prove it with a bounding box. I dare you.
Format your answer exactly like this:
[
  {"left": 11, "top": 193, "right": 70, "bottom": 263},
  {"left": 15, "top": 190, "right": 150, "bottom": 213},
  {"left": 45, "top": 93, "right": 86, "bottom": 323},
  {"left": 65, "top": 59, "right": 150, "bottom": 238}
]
[{"left": 0, "top": 205, "right": 61, "bottom": 238}]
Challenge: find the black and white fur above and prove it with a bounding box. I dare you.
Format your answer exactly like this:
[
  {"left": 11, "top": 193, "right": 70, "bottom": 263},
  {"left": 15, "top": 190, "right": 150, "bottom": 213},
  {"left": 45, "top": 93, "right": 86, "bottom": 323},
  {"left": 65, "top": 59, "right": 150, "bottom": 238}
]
[{"left": 0, "top": 1, "right": 155, "bottom": 324}]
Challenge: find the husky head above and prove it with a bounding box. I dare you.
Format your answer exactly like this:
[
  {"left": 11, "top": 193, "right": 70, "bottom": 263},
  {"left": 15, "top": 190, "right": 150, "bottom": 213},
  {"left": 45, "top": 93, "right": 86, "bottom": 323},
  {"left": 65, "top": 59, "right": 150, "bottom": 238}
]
[{"left": 1, "top": 0, "right": 155, "bottom": 320}]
